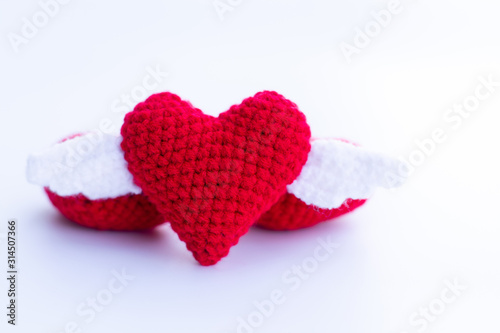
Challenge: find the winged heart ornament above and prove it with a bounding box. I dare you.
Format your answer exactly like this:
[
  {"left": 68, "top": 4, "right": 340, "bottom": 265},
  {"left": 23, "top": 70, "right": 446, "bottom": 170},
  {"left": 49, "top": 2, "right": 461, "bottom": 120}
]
[{"left": 27, "top": 91, "right": 405, "bottom": 265}]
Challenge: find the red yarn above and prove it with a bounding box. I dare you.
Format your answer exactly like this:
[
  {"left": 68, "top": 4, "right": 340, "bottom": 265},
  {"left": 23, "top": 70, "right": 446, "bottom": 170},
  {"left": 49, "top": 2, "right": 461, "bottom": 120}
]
[
  {"left": 45, "top": 189, "right": 164, "bottom": 231},
  {"left": 121, "top": 91, "right": 311, "bottom": 265},
  {"left": 255, "top": 193, "right": 366, "bottom": 230}
]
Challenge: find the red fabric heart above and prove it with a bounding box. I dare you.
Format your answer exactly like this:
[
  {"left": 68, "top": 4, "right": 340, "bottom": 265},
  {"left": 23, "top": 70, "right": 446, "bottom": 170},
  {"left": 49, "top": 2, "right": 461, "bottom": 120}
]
[{"left": 121, "top": 91, "right": 311, "bottom": 265}]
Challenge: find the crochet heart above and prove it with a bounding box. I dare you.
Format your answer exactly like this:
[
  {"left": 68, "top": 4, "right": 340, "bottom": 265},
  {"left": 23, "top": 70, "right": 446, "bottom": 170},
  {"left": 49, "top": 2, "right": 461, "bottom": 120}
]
[{"left": 121, "top": 91, "right": 311, "bottom": 265}]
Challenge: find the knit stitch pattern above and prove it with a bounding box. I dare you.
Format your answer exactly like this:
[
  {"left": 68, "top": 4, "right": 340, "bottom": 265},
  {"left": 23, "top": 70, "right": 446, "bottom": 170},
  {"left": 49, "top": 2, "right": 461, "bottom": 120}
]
[
  {"left": 121, "top": 91, "right": 311, "bottom": 265},
  {"left": 256, "top": 192, "right": 366, "bottom": 230}
]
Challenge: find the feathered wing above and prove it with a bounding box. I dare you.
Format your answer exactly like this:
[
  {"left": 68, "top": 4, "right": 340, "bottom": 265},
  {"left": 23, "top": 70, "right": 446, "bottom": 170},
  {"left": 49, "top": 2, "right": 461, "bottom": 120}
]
[
  {"left": 26, "top": 132, "right": 141, "bottom": 200},
  {"left": 287, "top": 139, "right": 406, "bottom": 210}
]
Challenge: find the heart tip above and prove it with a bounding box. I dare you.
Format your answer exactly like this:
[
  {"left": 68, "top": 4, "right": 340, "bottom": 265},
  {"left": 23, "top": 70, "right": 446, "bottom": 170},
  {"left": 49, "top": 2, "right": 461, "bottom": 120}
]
[{"left": 196, "top": 257, "right": 222, "bottom": 266}]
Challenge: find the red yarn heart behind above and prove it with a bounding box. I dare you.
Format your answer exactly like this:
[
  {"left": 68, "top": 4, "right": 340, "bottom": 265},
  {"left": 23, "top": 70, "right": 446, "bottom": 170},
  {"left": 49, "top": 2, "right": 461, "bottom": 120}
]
[
  {"left": 45, "top": 188, "right": 164, "bottom": 231},
  {"left": 121, "top": 91, "right": 311, "bottom": 265},
  {"left": 43, "top": 133, "right": 165, "bottom": 231},
  {"left": 256, "top": 139, "right": 367, "bottom": 230},
  {"left": 256, "top": 193, "right": 367, "bottom": 230}
]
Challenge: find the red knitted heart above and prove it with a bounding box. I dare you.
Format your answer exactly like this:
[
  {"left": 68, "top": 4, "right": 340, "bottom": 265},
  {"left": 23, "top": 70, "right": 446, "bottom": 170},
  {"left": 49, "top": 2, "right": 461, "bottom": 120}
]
[{"left": 121, "top": 91, "right": 311, "bottom": 265}]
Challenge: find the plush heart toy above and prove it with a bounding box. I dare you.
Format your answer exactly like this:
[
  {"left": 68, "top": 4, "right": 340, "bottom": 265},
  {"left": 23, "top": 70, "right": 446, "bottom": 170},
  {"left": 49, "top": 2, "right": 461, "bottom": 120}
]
[
  {"left": 121, "top": 91, "right": 311, "bottom": 265},
  {"left": 27, "top": 91, "right": 405, "bottom": 265}
]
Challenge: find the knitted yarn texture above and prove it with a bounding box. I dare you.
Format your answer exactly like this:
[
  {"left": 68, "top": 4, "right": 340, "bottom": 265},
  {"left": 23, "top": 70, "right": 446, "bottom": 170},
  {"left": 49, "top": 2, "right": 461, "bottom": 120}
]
[{"left": 121, "top": 91, "right": 312, "bottom": 265}]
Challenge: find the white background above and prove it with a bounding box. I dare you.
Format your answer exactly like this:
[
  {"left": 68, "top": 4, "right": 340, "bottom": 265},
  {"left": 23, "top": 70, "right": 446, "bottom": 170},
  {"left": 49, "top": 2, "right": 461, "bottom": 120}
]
[{"left": 1, "top": 0, "right": 500, "bottom": 332}]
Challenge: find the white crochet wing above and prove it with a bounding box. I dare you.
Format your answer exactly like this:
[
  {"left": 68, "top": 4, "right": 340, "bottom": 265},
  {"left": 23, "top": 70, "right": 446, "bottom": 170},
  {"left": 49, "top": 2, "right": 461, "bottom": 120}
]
[
  {"left": 287, "top": 139, "right": 406, "bottom": 209},
  {"left": 26, "top": 132, "right": 141, "bottom": 200}
]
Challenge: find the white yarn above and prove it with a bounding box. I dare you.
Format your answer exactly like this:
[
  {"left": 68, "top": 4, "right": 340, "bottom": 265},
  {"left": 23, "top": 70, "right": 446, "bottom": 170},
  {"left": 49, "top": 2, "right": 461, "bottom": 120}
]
[
  {"left": 27, "top": 134, "right": 404, "bottom": 205},
  {"left": 26, "top": 132, "right": 141, "bottom": 200},
  {"left": 287, "top": 139, "right": 405, "bottom": 209}
]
